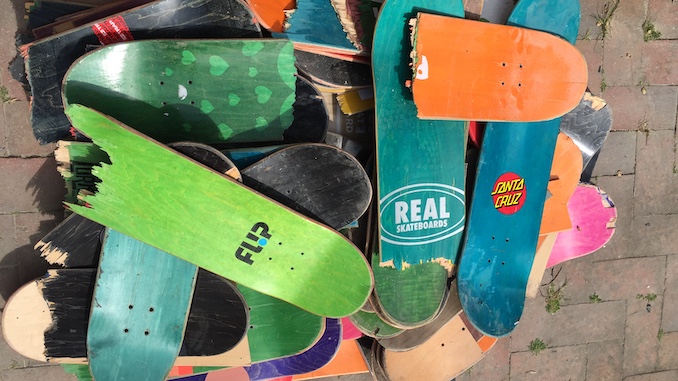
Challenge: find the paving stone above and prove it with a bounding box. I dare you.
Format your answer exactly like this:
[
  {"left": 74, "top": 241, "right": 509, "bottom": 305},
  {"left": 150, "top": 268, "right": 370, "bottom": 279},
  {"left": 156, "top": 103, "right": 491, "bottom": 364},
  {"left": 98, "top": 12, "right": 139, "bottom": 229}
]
[
  {"left": 4, "top": 100, "right": 56, "bottom": 157},
  {"left": 647, "top": 0, "right": 678, "bottom": 39},
  {"left": 509, "top": 299, "right": 625, "bottom": 351},
  {"left": 0, "top": 158, "right": 64, "bottom": 214},
  {"left": 602, "top": 0, "right": 647, "bottom": 87},
  {"left": 635, "top": 129, "right": 678, "bottom": 216},
  {"left": 588, "top": 257, "right": 666, "bottom": 303},
  {"left": 661, "top": 254, "right": 678, "bottom": 333},
  {"left": 586, "top": 339, "right": 624, "bottom": 381},
  {"left": 624, "top": 294, "right": 663, "bottom": 376},
  {"left": 657, "top": 331, "right": 678, "bottom": 371},
  {"left": 641, "top": 41, "right": 678, "bottom": 85},
  {"left": 589, "top": 175, "right": 636, "bottom": 261},
  {"left": 456, "top": 337, "right": 509, "bottom": 381},
  {"left": 0, "top": 365, "right": 78, "bottom": 381},
  {"left": 578, "top": 0, "right": 607, "bottom": 41},
  {"left": 603, "top": 86, "right": 678, "bottom": 131},
  {"left": 509, "top": 344, "right": 587, "bottom": 381},
  {"left": 576, "top": 39, "right": 604, "bottom": 93},
  {"left": 591, "top": 131, "right": 636, "bottom": 176},
  {"left": 633, "top": 215, "right": 678, "bottom": 258},
  {"left": 624, "top": 370, "right": 678, "bottom": 381},
  {"left": 0, "top": 214, "right": 15, "bottom": 258},
  {"left": 553, "top": 253, "right": 599, "bottom": 306}
]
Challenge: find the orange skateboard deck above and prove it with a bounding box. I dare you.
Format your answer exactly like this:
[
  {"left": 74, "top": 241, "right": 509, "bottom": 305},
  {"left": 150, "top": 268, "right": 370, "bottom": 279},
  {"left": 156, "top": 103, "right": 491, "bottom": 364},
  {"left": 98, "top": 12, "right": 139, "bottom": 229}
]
[
  {"left": 246, "top": 0, "right": 294, "bottom": 32},
  {"left": 410, "top": 14, "right": 588, "bottom": 122}
]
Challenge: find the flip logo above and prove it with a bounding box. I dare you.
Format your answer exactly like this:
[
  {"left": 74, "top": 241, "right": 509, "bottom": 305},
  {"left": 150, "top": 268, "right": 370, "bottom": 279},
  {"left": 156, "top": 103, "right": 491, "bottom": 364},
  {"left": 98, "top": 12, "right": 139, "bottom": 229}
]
[
  {"left": 235, "top": 222, "right": 271, "bottom": 265},
  {"left": 491, "top": 172, "right": 527, "bottom": 214},
  {"left": 380, "top": 183, "right": 465, "bottom": 246}
]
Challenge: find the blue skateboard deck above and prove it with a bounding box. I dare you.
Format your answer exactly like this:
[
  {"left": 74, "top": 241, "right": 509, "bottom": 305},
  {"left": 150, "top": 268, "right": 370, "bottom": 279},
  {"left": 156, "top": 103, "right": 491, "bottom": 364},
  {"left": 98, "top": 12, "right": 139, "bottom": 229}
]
[
  {"left": 371, "top": 0, "right": 467, "bottom": 328},
  {"left": 457, "top": 0, "right": 581, "bottom": 337},
  {"left": 87, "top": 229, "right": 197, "bottom": 381}
]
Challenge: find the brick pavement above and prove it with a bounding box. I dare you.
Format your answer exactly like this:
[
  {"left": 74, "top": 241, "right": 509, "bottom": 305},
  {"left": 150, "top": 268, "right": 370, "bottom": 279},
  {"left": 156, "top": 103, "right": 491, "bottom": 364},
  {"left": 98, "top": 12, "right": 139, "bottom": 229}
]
[{"left": 0, "top": 0, "right": 675, "bottom": 380}]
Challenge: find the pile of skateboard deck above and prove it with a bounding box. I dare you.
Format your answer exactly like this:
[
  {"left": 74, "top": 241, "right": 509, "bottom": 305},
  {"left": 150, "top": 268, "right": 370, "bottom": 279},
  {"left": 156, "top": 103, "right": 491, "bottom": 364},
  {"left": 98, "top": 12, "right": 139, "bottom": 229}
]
[{"left": 2, "top": 0, "right": 617, "bottom": 380}]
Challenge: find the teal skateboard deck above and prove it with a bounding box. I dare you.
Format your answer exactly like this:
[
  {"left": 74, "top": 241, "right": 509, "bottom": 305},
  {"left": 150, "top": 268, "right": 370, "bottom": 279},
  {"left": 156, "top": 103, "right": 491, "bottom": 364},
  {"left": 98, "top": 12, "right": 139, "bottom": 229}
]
[
  {"left": 371, "top": 0, "right": 467, "bottom": 328},
  {"left": 63, "top": 39, "right": 298, "bottom": 145},
  {"left": 87, "top": 229, "right": 197, "bottom": 381},
  {"left": 65, "top": 104, "right": 373, "bottom": 318},
  {"left": 457, "top": 0, "right": 581, "bottom": 337}
]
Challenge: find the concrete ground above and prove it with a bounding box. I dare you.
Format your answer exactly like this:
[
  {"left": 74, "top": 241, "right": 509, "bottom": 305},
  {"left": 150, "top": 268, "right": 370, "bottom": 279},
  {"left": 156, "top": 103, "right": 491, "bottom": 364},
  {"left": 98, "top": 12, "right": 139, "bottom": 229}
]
[{"left": 0, "top": 0, "right": 676, "bottom": 380}]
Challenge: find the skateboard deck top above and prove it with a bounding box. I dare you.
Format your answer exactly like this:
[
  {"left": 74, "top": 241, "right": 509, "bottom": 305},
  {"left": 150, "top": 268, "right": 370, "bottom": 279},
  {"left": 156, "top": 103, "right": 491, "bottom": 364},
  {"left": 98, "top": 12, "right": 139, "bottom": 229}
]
[
  {"left": 507, "top": 0, "right": 580, "bottom": 43},
  {"left": 548, "top": 183, "right": 617, "bottom": 267},
  {"left": 87, "top": 229, "right": 197, "bottom": 381},
  {"left": 27, "top": 0, "right": 261, "bottom": 144},
  {"left": 560, "top": 92, "right": 613, "bottom": 168},
  {"left": 1, "top": 269, "right": 250, "bottom": 366},
  {"left": 65, "top": 104, "right": 373, "bottom": 318},
  {"left": 63, "top": 39, "right": 297, "bottom": 145},
  {"left": 348, "top": 310, "right": 403, "bottom": 339},
  {"left": 410, "top": 14, "right": 588, "bottom": 122},
  {"left": 294, "top": 50, "right": 372, "bottom": 89}
]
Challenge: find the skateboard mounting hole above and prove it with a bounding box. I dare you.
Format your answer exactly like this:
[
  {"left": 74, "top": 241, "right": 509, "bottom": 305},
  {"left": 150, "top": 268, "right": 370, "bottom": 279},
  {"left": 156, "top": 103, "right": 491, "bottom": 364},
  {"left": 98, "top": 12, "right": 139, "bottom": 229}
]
[
  {"left": 124, "top": 329, "right": 129, "bottom": 333},
  {"left": 160, "top": 81, "right": 164, "bottom": 85},
  {"left": 502, "top": 62, "right": 506, "bottom": 66},
  {"left": 518, "top": 83, "right": 522, "bottom": 87},
  {"left": 145, "top": 330, "right": 150, "bottom": 336},
  {"left": 149, "top": 307, "right": 154, "bottom": 312},
  {"left": 278, "top": 242, "right": 282, "bottom": 245},
  {"left": 301, "top": 252, "right": 304, "bottom": 255},
  {"left": 188, "top": 80, "right": 193, "bottom": 85},
  {"left": 491, "top": 236, "right": 495, "bottom": 240},
  {"left": 441, "top": 343, "right": 445, "bottom": 347},
  {"left": 250, "top": 325, "right": 254, "bottom": 329},
  {"left": 487, "top": 259, "right": 491, "bottom": 263},
  {"left": 291, "top": 267, "right": 294, "bottom": 270},
  {"left": 268, "top": 257, "right": 272, "bottom": 260},
  {"left": 519, "top": 64, "right": 523, "bottom": 68},
  {"left": 190, "top": 101, "right": 195, "bottom": 105},
  {"left": 505, "top": 238, "right": 509, "bottom": 242},
  {"left": 128, "top": 305, "right": 133, "bottom": 309},
  {"left": 501, "top": 82, "right": 505, "bottom": 86},
  {"left": 461, "top": 327, "right": 466, "bottom": 331},
  {"left": 161, "top": 101, "right": 167, "bottom": 106},
  {"left": 502, "top": 262, "right": 505, "bottom": 265}
]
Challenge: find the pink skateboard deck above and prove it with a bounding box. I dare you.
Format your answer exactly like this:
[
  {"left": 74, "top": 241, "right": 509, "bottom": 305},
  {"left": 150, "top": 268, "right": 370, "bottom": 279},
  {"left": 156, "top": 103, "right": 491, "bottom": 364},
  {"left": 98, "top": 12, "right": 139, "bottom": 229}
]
[{"left": 547, "top": 183, "right": 617, "bottom": 267}]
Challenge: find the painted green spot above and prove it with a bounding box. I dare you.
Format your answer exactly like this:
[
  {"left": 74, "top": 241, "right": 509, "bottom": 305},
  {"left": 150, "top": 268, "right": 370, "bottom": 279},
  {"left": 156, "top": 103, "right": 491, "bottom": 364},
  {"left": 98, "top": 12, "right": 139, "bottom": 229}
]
[
  {"left": 183, "top": 123, "right": 192, "bottom": 132},
  {"left": 248, "top": 67, "right": 258, "bottom": 77},
  {"left": 242, "top": 41, "right": 264, "bottom": 57},
  {"left": 209, "top": 56, "right": 230, "bottom": 76},
  {"left": 255, "top": 117, "right": 268, "bottom": 130},
  {"left": 200, "top": 100, "right": 215, "bottom": 114},
  {"left": 218, "top": 123, "right": 233, "bottom": 140},
  {"left": 255, "top": 86, "right": 273, "bottom": 104},
  {"left": 228, "top": 94, "right": 241, "bottom": 106},
  {"left": 165, "top": 68, "right": 173, "bottom": 76},
  {"left": 181, "top": 50, "right": 196, "bottom": 65}
]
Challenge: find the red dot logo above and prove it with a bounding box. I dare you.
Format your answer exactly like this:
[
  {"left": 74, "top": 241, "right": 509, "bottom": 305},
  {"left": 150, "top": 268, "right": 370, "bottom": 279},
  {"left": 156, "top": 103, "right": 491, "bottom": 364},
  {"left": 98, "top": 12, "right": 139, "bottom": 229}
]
[{"left": 490, "top": 172, "right": 526, "bottom": 215}]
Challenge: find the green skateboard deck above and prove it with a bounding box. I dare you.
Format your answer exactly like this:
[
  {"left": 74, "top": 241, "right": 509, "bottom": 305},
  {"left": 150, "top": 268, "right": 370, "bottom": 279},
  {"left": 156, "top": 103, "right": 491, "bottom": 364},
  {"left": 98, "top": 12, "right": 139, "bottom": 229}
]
[
  {"left": 371, "top": 0, "right": 467, "bottom": 328},
  {"left": 63, "top": 39, "right": 298, "bottom": 145},
  {"left": 65, "top": 104, "right": 373, "bottom": 318},
  {"left": 87, "top": 229, "right": 197, "bottom": 381}
]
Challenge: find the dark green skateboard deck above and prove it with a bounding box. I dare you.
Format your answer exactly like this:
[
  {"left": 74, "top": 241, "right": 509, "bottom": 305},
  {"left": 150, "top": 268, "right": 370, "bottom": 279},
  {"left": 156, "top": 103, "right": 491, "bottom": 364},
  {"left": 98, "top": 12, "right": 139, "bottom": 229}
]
[
  {"left": 63, "top": 39, "right": 298, "bottom": 145},
  {"left": 87, "top": 229, "right": 197, "bottom": 381},
  {"left": 65, "top": 104, "right": 373, "bottom": 318},
  {"left": 371, "top": 0, "right": 467, "bottom": 328},
  {"left": 27, "top": 0, "right": 262, "bottom": 144}
]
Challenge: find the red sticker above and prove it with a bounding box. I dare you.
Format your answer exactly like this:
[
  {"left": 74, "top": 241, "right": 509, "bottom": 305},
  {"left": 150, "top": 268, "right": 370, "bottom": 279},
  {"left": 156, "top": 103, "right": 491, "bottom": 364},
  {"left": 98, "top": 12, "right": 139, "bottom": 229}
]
[
  {"left": 491, "top": 172, "right": 526, "bottom": 215},
  {"left": 91, "top": 16, "right": 133, "bottom": 45}
]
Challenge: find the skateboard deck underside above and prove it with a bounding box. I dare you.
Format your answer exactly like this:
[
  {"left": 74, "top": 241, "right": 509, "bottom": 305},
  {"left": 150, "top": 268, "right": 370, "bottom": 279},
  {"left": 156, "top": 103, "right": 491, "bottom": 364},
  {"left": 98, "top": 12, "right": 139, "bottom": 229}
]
[
  {"left": 411, "top": 14, "right": 587, "bottom": 122},
  {"left": 87, "top": 229, "right": 197, "bottom": 381},
  {"left": 27, "top": 0, "right": 262, "bottom": 144},
  {"left": 65, "top": 105, "right": 373, "bottom": 318},
  {"left": 64, "top": 39, "right": 297, "bottom": 145}
]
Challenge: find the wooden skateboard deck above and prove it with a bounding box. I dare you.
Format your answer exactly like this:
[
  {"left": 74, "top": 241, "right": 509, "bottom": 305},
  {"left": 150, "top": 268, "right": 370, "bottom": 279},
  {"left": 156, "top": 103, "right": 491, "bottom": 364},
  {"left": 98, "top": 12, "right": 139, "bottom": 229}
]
[
  {"left": 65, "top": 104, "right": 373, "bottom": 318},
  {"left": 380, "top": 312, "right": 497, "bottom": 381},
  {"left": 245, "top": 0, "right": 294, "bottom": 33},
  {"left": 371, "top": 0, "right": 467, "bottom": 328},
  {"left": 560, "top": 92, "right": 613, "bottom": 168},
  {"left": 507, "top": 0, "right": 580, "bottom": 42},
  {"left": 410, "top": 14, "right": 587, "bottom": 122},
  {"left": 548, "top": 183, "right": 617, "bottom": 267},
  {"left": 26, "top": 0, "right": 261, "bottom": 144},
  {"left": 87, "top": 229, "right": 197, "bottom": 381},
  {"left": 63, "top": 39, "right": 298, "bottom": 145},
  {"left": 377, "top": 282, "right": 462, "bottom": 352},
  {"left": 1, "top": 269, "right": 251, "bottom": 366},
  {"left": 457, "top": 0, "right": 581, "bottom": 337}
]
